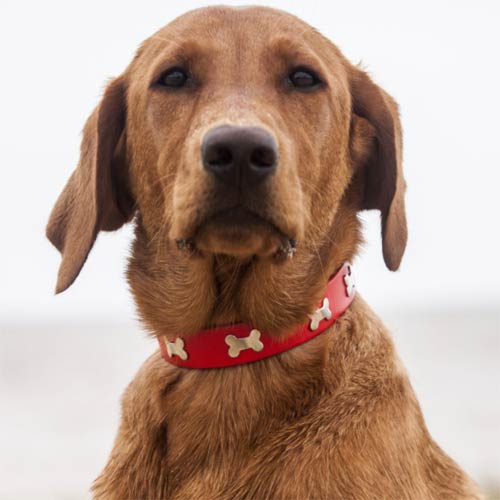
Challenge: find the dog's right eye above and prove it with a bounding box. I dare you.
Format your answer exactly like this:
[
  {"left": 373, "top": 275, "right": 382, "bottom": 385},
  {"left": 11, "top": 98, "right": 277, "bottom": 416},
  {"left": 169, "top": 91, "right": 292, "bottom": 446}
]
[{"left": 157, "top": 68, "right": 189, "bottom": 88}]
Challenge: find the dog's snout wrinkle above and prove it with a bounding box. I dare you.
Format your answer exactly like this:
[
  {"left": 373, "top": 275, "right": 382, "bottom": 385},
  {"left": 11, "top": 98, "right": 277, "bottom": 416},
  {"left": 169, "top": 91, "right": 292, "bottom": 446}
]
[{"left": 201, "top": 125, "right": 278, "bottom": 188}]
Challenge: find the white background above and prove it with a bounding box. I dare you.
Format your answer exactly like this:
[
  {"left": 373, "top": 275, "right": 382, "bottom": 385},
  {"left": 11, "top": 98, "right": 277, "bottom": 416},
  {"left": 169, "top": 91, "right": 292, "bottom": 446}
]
[{"left": 1, "top": 1, "right": 499, "bottom": 498}]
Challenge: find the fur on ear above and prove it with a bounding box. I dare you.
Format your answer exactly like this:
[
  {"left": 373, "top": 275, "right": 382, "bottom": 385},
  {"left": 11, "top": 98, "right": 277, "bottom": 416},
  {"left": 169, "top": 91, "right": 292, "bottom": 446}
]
[
  {"left": 46, "top": 76, "right": 134, "bottom": 293},
  {"left": 349, "top": 67, "right": 408, "bottom": 271}
]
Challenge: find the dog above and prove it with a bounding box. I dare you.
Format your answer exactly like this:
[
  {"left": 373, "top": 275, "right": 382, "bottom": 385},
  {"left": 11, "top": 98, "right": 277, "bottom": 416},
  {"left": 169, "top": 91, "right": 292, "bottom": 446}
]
[{"left": 47, "top": 6, "right": 481, "bottom": 499}]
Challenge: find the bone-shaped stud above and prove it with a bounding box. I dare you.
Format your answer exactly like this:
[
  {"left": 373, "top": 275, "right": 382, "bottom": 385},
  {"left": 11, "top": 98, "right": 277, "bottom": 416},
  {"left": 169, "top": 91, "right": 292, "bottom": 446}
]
[
  {"left": 165, "top": 337, "right": 188, "bottom": 361},
  {"left": 343, "top": 265, "right": 355, "bottom": 297},
  {"left": 225, "top": 329, "right": 264, "bottom": 358},
  {"left": 309, "top": 298, "right": 332, "bottom": 331}
]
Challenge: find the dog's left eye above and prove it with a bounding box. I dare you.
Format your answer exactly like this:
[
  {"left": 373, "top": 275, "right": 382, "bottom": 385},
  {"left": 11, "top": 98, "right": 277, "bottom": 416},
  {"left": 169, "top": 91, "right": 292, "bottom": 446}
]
[
  {"left": 288, "top": 68, "right": 322, "bottom": 89},
  {"left": 157, "top": 68, "right": 189, "bottom": 88}
]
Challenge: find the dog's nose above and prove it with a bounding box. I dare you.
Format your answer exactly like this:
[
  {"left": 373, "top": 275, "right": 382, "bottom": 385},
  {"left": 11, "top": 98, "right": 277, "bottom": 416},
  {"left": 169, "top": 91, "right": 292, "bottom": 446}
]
[{"left": 201, "top": 125, "right": 278, "bottom": 187}]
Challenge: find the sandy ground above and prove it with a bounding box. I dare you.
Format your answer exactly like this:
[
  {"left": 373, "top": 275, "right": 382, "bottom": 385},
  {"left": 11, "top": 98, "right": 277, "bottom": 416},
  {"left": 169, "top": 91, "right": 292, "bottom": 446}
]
[{"left": 1, "top": 308, "right": 499, "bottom": 499}]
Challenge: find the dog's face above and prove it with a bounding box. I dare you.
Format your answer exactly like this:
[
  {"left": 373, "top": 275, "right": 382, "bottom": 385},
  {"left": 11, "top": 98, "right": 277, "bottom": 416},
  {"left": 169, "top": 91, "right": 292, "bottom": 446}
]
[
  {"left": 47, "top": 7, "right": 407, "bottom": 335},
  {"left": 127, "top": 8, "right": 352, "bottom": 260}
]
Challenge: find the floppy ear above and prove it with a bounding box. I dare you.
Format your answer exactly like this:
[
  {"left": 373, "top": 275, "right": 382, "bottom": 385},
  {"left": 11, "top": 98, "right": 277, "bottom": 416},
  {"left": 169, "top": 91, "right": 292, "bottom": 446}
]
[
  {"left": 46, "top": 76, "right": 134, "bottom": 293},
  {"left": 349, "top": 67, "right": 407, "bottom": 271}
]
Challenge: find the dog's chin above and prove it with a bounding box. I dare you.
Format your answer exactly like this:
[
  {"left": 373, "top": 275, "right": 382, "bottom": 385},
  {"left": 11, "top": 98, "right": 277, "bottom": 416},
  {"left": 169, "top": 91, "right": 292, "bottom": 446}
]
[{"left": 186, "top": 207, "right": 295, "bottom": 260}]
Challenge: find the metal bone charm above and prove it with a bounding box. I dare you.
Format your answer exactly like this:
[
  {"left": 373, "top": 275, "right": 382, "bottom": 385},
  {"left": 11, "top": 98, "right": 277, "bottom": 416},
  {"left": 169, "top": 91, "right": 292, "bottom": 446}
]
[
  {"left": 225, "top": 329, "right": 264, "bottom": 358},
  {"left": 343, "top": 265, "right": 355, "bottom": 297},
  {"left": 165, "top": 337, "right": 188, "bottom": 360},
  {"left": 309, "top": 298, "right": 332, "bottom": 331}
]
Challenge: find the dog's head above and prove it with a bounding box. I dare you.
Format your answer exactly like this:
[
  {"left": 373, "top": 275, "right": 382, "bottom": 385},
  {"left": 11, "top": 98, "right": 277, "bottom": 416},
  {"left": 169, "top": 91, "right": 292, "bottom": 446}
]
[{"left": 47, "top": 7, "right": 407, "bottom": 334}]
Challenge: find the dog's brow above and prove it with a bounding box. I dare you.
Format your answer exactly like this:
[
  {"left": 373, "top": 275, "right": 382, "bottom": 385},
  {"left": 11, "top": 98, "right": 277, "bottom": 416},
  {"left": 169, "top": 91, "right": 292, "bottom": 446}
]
[
  {"left": 149, "top": 35, "right": 209, "bottom": 63},
  {"left": 267, "top": 35, "right": 319, "bottom": 64}
]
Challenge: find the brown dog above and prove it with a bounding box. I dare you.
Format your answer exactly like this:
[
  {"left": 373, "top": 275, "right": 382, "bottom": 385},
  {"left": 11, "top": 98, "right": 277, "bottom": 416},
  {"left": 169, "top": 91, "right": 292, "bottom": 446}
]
[{"left": 47, "top": 6, "right": 481, "bottom": 499}]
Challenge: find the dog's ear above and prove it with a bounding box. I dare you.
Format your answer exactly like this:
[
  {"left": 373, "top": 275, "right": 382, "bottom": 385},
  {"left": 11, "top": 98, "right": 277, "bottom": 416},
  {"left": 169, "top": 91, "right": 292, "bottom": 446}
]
[
  {"left": 348, "top": 67, "right": 407, "bottom": 271},
  {"left": 46, "top": 76, "right": 134, "bottom": 293}
]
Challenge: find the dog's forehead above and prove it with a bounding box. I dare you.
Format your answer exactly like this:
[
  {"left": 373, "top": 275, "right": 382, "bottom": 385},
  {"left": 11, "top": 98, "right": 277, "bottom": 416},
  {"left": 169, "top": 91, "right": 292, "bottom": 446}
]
[
  {"left": 136, "top": 6, "right": 326, "bottom": 62},
  {"left": 164, "top": 6, "right": 311, "bottom": 38}
]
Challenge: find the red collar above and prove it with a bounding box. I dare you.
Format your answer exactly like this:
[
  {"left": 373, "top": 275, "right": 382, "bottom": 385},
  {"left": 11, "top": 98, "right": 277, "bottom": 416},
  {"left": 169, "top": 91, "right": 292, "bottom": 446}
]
[{"left": 158, "top": 262, "right": 355, "bottom": 369}]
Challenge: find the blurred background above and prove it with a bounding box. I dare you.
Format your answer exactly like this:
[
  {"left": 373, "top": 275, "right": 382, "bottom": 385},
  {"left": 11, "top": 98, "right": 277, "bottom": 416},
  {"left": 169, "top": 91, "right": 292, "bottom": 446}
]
[{"left": 1, "top": 0, "right": 499, "bottom": 498}]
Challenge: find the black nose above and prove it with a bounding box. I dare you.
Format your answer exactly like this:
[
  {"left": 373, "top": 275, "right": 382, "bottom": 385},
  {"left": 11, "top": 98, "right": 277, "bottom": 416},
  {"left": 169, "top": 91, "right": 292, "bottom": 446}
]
[{"left": 201, "top": 125, "right": 278, "bottom": 187}]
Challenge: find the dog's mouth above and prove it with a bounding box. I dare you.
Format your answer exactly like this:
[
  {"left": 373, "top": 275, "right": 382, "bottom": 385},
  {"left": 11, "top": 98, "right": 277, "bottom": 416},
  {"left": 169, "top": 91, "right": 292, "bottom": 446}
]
[{"left": 176, "top": 206, "right": 297, "bottom": 260}]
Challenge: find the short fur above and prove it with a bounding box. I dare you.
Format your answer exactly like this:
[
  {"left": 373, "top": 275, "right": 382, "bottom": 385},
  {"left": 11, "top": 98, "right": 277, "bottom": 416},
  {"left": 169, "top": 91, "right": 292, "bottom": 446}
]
[{"left": 47, "top": 6, "right": 481, "bottom": 499}]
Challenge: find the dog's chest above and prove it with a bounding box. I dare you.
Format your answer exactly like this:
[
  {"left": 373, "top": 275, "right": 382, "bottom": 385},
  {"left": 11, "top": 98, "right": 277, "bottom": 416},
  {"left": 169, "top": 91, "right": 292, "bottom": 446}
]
[
  {"left": 166, "top": 434, "right": 332, "bottom": 500},
  {"left": 162, "top": 359, "right": 331, "bottom": 498}
]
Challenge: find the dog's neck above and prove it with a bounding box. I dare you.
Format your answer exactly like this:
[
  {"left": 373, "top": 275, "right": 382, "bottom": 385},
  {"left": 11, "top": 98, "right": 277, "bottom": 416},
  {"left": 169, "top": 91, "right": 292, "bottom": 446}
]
[{"left": 158, "top": 263, "right": 354, "bottom": 368}]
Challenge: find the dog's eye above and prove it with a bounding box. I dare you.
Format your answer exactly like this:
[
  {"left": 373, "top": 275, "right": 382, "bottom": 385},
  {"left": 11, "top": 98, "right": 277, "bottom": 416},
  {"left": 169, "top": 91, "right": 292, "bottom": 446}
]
[
  {"left": 158, "top": 68, "right": 189, "bottom": 88},
  {"left": 288, "top": 69, "right": 321, "bottom": 89}
]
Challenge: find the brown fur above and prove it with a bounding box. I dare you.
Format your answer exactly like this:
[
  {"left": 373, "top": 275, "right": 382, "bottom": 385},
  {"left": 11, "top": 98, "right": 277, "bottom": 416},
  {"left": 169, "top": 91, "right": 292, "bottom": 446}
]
[{"left": 46, "top": 6, "right": 481, "bottom": 499}]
